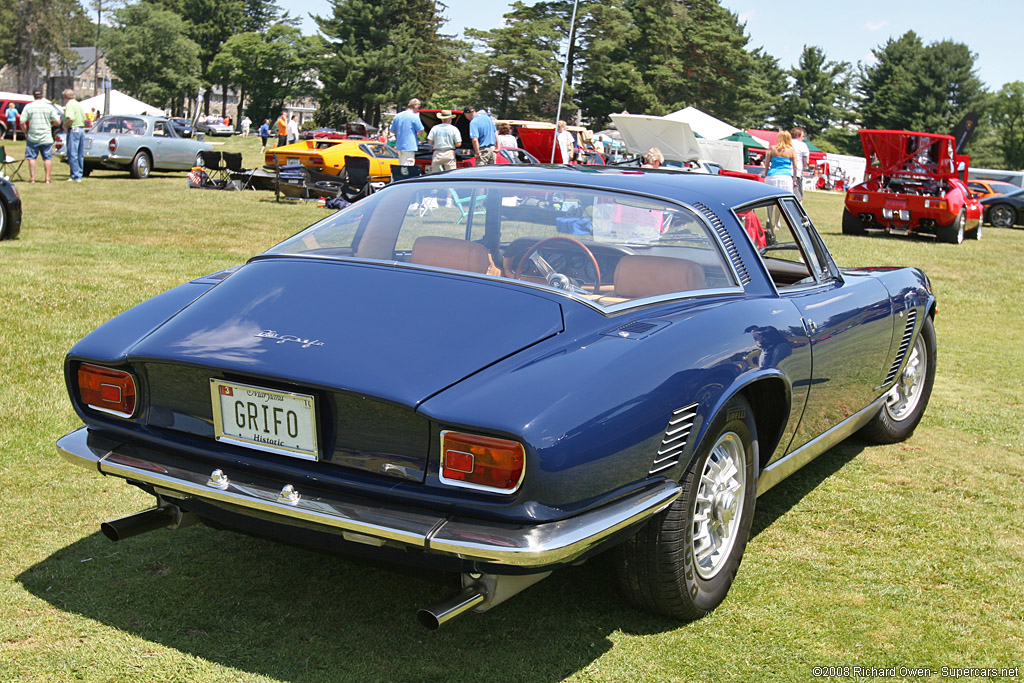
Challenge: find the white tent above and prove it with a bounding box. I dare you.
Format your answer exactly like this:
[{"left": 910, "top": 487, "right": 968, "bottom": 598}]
[
  {"left": 609, "top": 113, "right": 745, "bottom": 171},
  {"left": 663, "top": 106, "right": 741, "bottom": 141},
  {"left": 78, "top": 89, "right": 165, "bottom": 117}
]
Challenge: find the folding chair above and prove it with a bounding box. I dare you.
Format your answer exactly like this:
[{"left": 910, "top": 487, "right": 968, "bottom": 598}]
[
  {"left": 222, "top": 152, "right": 254, "bottom": 190},
  {"left": 339, "top": 156, "right": 375, "bottom": 203},
  {"left": 1, "top": 146, "right": 26, "bottom": 181},
  {"left": 449, "top": 187, "right": 487, "bottom": 224},
  {"left": 390, "top": 164, "right": 422, "bottom": 182},
  {"left": 199, "top": 150, "right": 228, "bottom": 183}
]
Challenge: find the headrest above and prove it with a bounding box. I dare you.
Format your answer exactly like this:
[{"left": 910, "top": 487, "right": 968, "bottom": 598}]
[
  {"left": 613, "top": 255, "right": 706, "bottom": 298},
  {"left": 411, "top": 236, "right": 499, "bottom": 275}
]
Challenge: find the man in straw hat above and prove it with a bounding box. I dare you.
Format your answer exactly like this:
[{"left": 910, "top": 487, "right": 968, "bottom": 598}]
[{"left": 427, "top": 110, "right": 462, "bottom": 173}]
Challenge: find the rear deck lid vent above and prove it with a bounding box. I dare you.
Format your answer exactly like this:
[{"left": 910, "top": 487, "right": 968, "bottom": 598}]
[
  {"left": 650, "top": 402, "right": 699, "bottom": 474},
  {"left": 604, "top": 319, "right": 671, "bottom": 340},
  {"left": 884, "top": 309, "right": 918, "bottom": 386}
]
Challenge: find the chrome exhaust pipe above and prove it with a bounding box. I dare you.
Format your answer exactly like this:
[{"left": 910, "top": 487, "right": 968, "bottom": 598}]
[
  {"left": 417, "top": 585, "right": 487, "bottom": 630},
  {"left": 100, "top": 506, "right": 178, "bottom": 542}
]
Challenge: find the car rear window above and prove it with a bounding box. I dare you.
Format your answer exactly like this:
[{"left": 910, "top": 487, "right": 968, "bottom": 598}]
[
  {"left": 92, "top": 117, "right": 148, "bottom": 135},
  {"left": 267, "top": 180, "right": 738, "bottom": 309}
]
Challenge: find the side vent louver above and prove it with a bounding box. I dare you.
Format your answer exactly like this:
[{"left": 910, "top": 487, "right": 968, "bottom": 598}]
[
  {"left": 693, "top": 201, "right": 751, "bottom": 286},
  {"left": 650, "top": 402, "right": 699, "bottom": 474},
  {"left": 885, "top": 309, "right": 918, "bottom": 385},
  {"left": 602, "top": 319, "right": 671, "bottom": 340}
]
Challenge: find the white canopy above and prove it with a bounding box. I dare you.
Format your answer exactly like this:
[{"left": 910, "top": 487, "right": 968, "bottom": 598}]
[
  {"left": 610, "top": 113, "right": 702, "bottom": 163},
  {"left": 609, "top": 113, "right": 745, "bottom": 171},
  {"left": 78, "top": 89, "right": 165, "bottom": 117},
  {"left": 663, "top": 106, "right": 741, "bottom": 140}
]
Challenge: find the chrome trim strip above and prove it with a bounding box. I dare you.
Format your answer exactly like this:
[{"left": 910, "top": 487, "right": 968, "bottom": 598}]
[
  {"left": 757, "top": 396, "right": 885, "bottom": 496},
  {"left": 57, "top": 428, "right": 681, "bottom": 568}
]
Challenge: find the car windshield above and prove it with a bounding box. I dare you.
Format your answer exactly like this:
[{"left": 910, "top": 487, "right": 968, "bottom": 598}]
[
  {"left": 266, "top": 180, "right": 737, "bottom": 310},
  {"left": 92, "top": 117, "right": 148, "bottom": 136}
]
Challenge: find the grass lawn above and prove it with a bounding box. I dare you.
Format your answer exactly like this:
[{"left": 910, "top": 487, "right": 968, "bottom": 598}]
[{"left": 1, "top": 144, "right": 1022, "bottom": 682}]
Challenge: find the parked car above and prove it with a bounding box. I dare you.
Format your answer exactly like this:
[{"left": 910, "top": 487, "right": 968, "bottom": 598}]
[
  {"left": 0, "top": 91, "right": 32, "bottom": 139},
  {"left": 58, "top": 167, "right": 936, "bottom": 628},
  {"left": 57, "top": 115, "right": 213, "bottom": 179},
  {"left": 168, "top": 117, "right": 194, "bottom": 138},
  {"left": 980, "top": 188, "right": 1024, "bottom": 227},
  {"left": 195, "top": 118, "right": 234, "bottom": 136},
  {"left": 266, "top": 139, "right": 400, "bottom": 183},
  {"left": 299, "top": 127, "right": 346, "bottom": 141},
  {"left": 495, "top": 147, "right": 539, "bottom": 165},
  {"left": 0, "top": 174, "right": 22, "bottom": 240},
  {"left": 843, "top": 129, "right": 982, "bottom": 243},
  {"left": 965, "top": 178, "right": 1018, "bottom": 200}
]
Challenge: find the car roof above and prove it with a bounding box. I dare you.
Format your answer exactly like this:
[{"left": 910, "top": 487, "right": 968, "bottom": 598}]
[{"left": 404, "top": 164, "right": 785, "bottom": 207}]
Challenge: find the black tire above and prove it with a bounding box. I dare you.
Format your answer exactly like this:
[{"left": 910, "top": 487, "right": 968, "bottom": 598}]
[
  {"left": 936, "top": 209, "right": 965, "bottom": 244},
  {"left": 859, "top": 315, "right": 936, "bottom": 444},
  {"left": 842, "top": 208, "right": 865, "bottom": 235},
  {"left": 615, "top": 394, "right": 758, "bottom": 620},
  {"left": 965, "top": 220, "right": 982, "bottom": 241},
  {"left": 0, "top": 200, "right": 9, "bottom": 241},
  {"left": 987, "top": 204, "right": 1016, "bottom": 228},
  {"left": 130, "top": 150, "right": 151, "bottom": 179}
]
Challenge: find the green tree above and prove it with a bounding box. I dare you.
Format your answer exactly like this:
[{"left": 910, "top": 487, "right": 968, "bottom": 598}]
[
  {"left": 315, "top": 0, "right": 449, "bottom": 126},
  {"left": 463, "top": 2, "right": 563, "bottom": 119},
  {"left": 775, "top": 45, "right": 852, "bottom": 137},
  {"left": 989, "top": 82, "right": 1024, "bottom": 169},
  {"left": 209, "top": 23, "right": 317, "bottom": 123},
  {"left": 102, "top": 2, "right": 201, "bottom": 110},
  {"left": 860, "top": 32, "right": 985, "bottom": 136},
  {"left": 1, "top": 0, "right": 92, "bottom": 94}
]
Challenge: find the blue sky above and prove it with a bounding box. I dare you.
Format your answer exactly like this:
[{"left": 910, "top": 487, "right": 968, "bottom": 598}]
[{"left": 292, "top": 0, "right": 1021, "bottom": 91}]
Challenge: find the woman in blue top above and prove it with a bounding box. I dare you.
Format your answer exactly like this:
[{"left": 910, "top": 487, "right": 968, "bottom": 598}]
[
  {"left": 763, "top": 130, "right": 798, "bottom": 192},
  {"left": 5, "top": 103, "right": 18, "bottom": 141}
]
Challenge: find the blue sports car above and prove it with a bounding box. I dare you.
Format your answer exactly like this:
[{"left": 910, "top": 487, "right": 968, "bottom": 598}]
[{"left": 58, "top": 166, "right": 936, "bottom": 628}]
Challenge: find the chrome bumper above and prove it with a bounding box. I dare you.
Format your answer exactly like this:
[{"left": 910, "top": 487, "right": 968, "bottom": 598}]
[{"left": 57, "top": 428, "right": 680, "bottom": 569}]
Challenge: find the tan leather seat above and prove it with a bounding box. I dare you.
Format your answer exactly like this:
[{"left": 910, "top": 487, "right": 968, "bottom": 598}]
[
  {"left": 613, "top": 255, "right": 706, "bottom": 299},
  {"left": 410, "top": 236, "right": 501, "bottom": 276}
]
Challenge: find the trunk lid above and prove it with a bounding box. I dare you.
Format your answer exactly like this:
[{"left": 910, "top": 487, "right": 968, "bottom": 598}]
[{"left": 128, "top": 257, "right": 565, "bottom": 407}]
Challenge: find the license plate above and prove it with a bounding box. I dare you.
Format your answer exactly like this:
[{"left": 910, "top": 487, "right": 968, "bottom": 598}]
[
  {"left": 287, "top": 157, "right": 300, "bottom": 166},
  {"left": 210, "top": 379, "right": 318, "bottom": 460},
  {"left": 885, "top": 199, "right": 908, "bottom": 209}
]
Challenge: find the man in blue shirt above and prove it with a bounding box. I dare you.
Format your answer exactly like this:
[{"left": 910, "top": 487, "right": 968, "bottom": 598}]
[
  {"left": 390, "top": 98, "right": 424, "bottom": 166},
  {"left": 466, "top": 105, "right": 497, "bottom": 165}
]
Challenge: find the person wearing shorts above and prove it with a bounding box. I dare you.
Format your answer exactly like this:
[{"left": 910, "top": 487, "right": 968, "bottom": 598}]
[{"left": 21, "top": 89, "right": 61, "bottom": 184}]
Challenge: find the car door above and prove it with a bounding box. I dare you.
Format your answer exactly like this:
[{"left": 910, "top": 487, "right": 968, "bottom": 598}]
[{"left": 748, "top": 197, "right": 895, "bottom": 460}]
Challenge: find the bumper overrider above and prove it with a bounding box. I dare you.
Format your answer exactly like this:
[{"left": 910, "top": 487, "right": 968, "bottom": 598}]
[{"left": 58, "top": 427, "right": 680, "bottom": 623}]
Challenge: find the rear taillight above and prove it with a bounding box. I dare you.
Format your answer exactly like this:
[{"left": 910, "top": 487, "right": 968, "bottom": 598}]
[
  {"left": 850, "top": 192, "right": 870, "bottom": 202},
  {"left": 923, "top": 199, "right": 948, "bottom": 210},
  {"left": 77, "top": 364, "right": 137, "bottom": 418},
  {"left": 309, "top": 155, "right": 325, "bottom": 166},
  {"left": 108, "top": 138, "right": 117, "bottom": 154},
  {"left": 440, "top": 431, "right": 525, "bottom": 494}
]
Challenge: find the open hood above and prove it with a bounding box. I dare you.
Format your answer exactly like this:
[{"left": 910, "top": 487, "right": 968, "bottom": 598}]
[
  {"left": 126, "top": 258, "right": 564, "bottom": 407},
  {"left": 610, "top": 114, "right": 701, "bottom": 163},
  {"left": 859, "top": 129, "right": 962, "bottom": 180}
]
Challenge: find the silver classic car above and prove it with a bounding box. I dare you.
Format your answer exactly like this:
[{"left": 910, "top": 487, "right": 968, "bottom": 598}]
[{"left": 62, "top": 115, "right": 213, "bottom": 179}]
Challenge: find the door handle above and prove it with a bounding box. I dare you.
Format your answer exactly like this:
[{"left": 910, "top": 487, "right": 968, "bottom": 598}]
[{"left": 806, "top": 319, "right": 818, "bottom": 334}]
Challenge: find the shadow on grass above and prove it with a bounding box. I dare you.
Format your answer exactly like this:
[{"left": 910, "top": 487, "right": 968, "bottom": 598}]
[
  {"left": 752, "top": 439, "right": 868, "bottom": 538},
  {"left": 18, "top": 441, "right": 868, "bottom": 682}
]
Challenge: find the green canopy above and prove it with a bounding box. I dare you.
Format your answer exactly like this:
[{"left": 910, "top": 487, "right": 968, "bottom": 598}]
[
  {"left": 806, "top": 139, "right": 823, "bottom": 152},
  {"left": 723, "top": 130, "right": 768, "bottom": 149}
]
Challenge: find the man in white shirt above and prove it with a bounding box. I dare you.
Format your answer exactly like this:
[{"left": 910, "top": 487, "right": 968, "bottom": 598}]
[
  {"left": 427, "top": 110, "right": 462, "bottom": 173},
  {"left": 287, "top": 115, "right": 299, "bottom": 144},
  {"left": 791, "top": 127, "right": 810, "bottom": 202},
  {"left": 555, "top": 120, "right": 573, "bottom": 164}
]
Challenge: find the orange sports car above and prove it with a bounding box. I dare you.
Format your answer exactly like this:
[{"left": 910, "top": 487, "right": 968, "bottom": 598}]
[
  {"left": 966, "top": 179, "right": 1019, "bottom": 199},
  {"left": 265, "top": 139, "right": 400, "bottom": 182}
]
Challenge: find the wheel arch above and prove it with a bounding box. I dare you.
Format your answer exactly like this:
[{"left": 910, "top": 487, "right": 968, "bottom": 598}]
[{"left": 738, "top": 376, "right": 790, "bottom": 476}]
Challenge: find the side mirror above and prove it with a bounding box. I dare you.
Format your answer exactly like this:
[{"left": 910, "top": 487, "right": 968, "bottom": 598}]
[{"left": 195, "top": 132, "right": 205, "bottom": 142}]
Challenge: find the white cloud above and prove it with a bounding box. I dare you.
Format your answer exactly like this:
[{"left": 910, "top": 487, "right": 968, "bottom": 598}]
[{"left": 864, "top": 20, "right": 888, "bottom": 31}]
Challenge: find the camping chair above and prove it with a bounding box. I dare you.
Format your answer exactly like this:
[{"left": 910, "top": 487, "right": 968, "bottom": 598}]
[
  {"left": 338, "top": 156, "right": 374, "bottom": 203},
  {"left": 270, "top": 152, "right": 312, "bottom": 201},
  {"left": 199, "top": 150, "right": 228, "bottom": 183},
  {"left": 222, "top": 152, "right": 255, "bottom": 190},
  {"left": 390, "top": 164, "right": 422, "bottom": 182},
  {"left": 449, "top": 187, "right": 487, "bottom": 224},
  {"left": 1, "top": 146, "right": 26, "bottom": 181}
]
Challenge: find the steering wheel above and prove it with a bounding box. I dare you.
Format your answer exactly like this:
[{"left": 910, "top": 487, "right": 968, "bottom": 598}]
[{"left": 513, "top": 236, "right": 602, "bottom": 294}]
